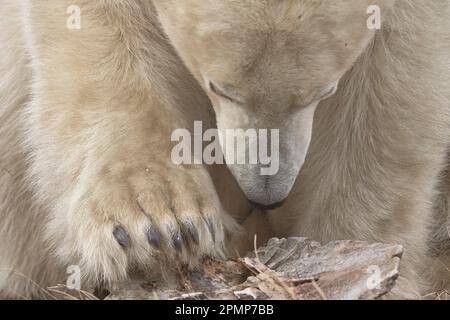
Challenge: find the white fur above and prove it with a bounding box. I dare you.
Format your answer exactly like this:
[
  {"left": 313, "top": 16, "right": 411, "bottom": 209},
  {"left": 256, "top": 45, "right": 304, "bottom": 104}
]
[{"left": 0, "top": 0, "right": 449, "bottom": 299}]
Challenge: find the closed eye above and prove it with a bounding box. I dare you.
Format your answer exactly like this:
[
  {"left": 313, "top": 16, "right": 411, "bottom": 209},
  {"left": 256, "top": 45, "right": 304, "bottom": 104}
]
[
  {"left": 302, "top": 82, "right": 338, "bottom": 108},
  {"left": 209, "top": 81, "right": 238, "bottom": 103},
  {"left": 318, "top": 83, "right": 338, "bottom": 100}
]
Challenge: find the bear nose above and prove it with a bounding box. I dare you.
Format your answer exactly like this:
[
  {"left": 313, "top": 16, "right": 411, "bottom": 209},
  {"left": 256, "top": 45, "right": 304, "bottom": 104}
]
[{"left": 249, "top": 198, "right": 287, "bottom": 211}]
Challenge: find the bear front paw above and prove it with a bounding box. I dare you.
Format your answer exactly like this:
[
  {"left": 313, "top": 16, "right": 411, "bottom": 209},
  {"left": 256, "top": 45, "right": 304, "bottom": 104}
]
[{"left": 50, "top": 164, "right": 238, "bottom": 286}]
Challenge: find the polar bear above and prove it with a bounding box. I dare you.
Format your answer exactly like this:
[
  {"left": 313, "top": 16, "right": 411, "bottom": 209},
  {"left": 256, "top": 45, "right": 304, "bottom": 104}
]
[{"left": 0, "top": 0, "right": 449, "bottom": 299}]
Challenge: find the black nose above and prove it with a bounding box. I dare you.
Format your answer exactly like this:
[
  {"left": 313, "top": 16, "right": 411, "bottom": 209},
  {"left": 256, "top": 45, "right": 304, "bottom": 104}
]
[{"left": 249, "top": 199, "right": 287, "bottom": 211}]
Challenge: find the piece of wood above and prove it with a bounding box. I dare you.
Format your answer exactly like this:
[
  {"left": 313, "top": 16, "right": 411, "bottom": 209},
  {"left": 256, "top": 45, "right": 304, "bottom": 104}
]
[{"left": 106, "top": 237, "right": 403, "bottom": 300}]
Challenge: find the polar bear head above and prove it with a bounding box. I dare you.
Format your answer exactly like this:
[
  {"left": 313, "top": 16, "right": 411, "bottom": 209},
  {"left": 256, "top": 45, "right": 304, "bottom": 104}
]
[{"left": 153, "top": 0, "right": 394, "bottom": 209}]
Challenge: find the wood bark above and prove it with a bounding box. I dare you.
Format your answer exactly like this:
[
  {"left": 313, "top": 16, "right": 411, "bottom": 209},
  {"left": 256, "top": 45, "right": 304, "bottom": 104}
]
[{"left": 106, "top": 237, "right": 403, "bottom": 300}]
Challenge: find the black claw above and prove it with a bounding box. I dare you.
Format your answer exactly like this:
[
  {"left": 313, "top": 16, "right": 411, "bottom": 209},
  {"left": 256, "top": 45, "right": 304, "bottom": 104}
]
[
  {"left": 169, "top": 226, "right": 183, "bottom": 251},
  {"left": 147, "top": 226, "right": 161, "bottom": 249},
  {"left": 206, "top": 218, "right": 216, "bottom": 242},
  {"left": 186, "top": 222, "right": 199, "bottom": 245},
  {"left": 113, "top": 226, "right": 131, "bottom": 248}
]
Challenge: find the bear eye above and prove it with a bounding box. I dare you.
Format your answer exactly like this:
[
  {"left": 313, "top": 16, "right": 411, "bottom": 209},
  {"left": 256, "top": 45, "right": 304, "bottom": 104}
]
[
  {"left": 318, "top": 83, "right": 338, "bottom": 100},
  {"left": 209, "top": 81, "right": 238, "bottom": 103}
]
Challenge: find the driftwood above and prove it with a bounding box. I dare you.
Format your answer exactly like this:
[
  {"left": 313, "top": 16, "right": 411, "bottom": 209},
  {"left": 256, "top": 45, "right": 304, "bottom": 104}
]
[{"left": 106, "top": 237, "right": 403, "bottom": 300}]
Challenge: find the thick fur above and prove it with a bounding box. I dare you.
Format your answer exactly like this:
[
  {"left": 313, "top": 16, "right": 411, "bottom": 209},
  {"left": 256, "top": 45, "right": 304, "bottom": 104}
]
[
  {"left": 267, "top": 1, "right": 450, "bottom": 298},
  {"left": 0, "top": 0, "right": 449, "bottom": 299}
]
